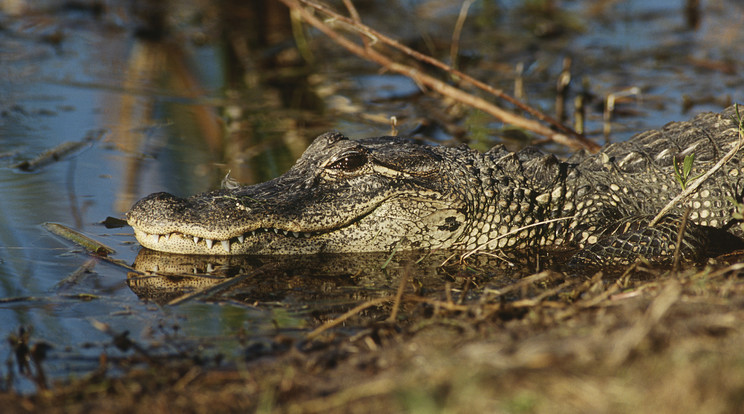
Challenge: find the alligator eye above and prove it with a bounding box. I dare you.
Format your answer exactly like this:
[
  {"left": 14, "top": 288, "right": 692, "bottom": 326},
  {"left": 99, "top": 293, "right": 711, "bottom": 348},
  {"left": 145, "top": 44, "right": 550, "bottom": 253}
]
[{"left": 327, "top": 152, "right": 368, "bottom": 172}]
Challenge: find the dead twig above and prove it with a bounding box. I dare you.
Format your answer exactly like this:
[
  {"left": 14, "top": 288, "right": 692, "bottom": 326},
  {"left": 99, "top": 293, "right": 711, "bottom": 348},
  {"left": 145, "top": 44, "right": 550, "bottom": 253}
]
[
  {"left": 672, "top": 207, "right": 692, "bottom": 272},
  {"left": 387, "top": 266, "right": 410, "bottom": 322},
  {"left": 341, "top": 0, "right": 366, "bottom": 47},
  {"left": 482, "top": 270, "right": 556, "bottom": 299},
  {"left": 705, "top": 262, "right": 744, "bottom": 279},
  {"left": 12, "top": 129, "right": 105, "bottom": 172},
  {"left": 405, "top": 295, "right": 566, "bottom": 312},
  {"left": 166, "top": 264, "right": 281, "bottom": 306},
  {"left": 307, "top": 296, "right": 392, "bottom": 340},
  {"left": 43, "top": 222, "right": 115, "bottom": 255},
  {"left": 450, "top": 0, "right": 474, "bottom": 71},
  {"left": 280, "top": 0, "right": 599, "bottom": 152},
  {"left": 606, "top": 280, "right": 681, "bottom": 367}
]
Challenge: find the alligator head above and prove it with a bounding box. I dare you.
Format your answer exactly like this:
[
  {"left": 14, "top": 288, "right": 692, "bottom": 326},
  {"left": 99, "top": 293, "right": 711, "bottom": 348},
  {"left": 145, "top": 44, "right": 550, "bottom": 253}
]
[{"left": 127, "top": 132, "right": 468, "bottom": 255}]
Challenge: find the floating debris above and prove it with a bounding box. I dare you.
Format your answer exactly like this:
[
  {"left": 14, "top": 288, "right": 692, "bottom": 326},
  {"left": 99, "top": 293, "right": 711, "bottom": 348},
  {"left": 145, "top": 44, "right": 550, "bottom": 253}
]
[
  {"left": 12, "top": 129, "right": 106, "bottom": 172},
  {"left": 43, "top": 222, "right": 115, "bottom": 256}
]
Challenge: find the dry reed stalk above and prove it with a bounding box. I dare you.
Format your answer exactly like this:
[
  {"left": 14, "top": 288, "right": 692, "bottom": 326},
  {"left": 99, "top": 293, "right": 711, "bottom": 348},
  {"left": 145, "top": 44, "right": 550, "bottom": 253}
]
[{"left": 280, "top": 0, "right": 600, "bottom": 152}]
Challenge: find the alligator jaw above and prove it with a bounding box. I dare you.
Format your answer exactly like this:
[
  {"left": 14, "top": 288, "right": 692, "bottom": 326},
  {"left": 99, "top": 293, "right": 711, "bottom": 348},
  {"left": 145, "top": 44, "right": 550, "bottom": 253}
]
[
  {"left": 131, "top": 227, "right": 319, "bottom": 255},
  {"left": 126, "top": 187, "right": 394, "bottom": 255}
]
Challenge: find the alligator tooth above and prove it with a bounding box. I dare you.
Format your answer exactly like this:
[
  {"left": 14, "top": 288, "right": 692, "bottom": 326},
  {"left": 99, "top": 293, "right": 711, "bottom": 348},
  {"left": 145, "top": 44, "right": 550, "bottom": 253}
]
[
  {"left": 292, "top": 232, "right": 299, "bottom": 238},
  {"left": 237, "top": 235, "right": 245, "bottom": 243},
  {"left": 221, "top": 240, "right": 230, "bottom": 252},
  {"left": 273, "top": 228, "right": 279, "bottom": 234},
  {"left": 163, "top": 233, "right": 171, "bottom": 241},
  {"left": 302, "top": 232, "right": 311, "bottom": 238},
  {"left": 151, "top": 234, "right": 160, "bottom": 243},
  {"left": 207, "top": 263, "right": 214, "bottom": 272},
  {"left": 251, "top": 231, "right": 256, "bottom": 236},
  {"left": 152, "top": 265, "right": 159, "bottom": 272},
  {"left": 205, "top": 239, "right": 214, "bottom": 249},
  {"left": 193, "top": 236, "right": 200, "bottom": 245}
]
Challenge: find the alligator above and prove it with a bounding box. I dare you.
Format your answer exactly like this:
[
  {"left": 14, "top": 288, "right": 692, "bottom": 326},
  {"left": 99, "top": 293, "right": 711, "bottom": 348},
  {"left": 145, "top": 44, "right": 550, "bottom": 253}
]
[{"left": 127, "top": 105, "right": 744, "bottom": 266}]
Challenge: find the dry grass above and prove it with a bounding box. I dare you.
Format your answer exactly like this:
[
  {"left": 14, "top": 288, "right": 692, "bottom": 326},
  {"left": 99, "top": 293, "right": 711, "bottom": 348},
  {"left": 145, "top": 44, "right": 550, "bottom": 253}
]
[{"left": 4, "top": 255, "right": 744, "bottom": 414}]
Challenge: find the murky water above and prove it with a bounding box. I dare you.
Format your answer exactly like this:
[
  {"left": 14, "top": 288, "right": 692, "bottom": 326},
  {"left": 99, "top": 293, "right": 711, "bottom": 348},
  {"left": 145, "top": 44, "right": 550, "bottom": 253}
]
[{"left": 1, "top": 0, "right": 743, "bottom": 391}]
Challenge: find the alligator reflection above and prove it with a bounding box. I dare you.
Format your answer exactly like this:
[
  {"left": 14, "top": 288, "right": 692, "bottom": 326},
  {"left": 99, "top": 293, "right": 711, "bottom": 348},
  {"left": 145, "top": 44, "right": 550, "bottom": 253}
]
[
  {"left": 127, "top": 249, "right": 564, "bottom": 309},
  {"left": 130, "top": 249, "right": 441, "bottom": 306}
]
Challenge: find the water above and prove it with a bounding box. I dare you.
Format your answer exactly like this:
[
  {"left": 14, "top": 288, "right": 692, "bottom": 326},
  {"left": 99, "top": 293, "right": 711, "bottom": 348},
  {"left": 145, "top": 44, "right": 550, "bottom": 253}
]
[{"left": 1, "top": 0, "right": 743, "bottom": 392}]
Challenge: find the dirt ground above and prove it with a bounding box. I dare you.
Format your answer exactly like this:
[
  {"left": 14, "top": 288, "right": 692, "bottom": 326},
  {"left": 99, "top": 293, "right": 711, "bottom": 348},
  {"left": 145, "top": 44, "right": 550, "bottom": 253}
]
[{"left": 4, "top": 253, "right": 744, "bottom": 413}]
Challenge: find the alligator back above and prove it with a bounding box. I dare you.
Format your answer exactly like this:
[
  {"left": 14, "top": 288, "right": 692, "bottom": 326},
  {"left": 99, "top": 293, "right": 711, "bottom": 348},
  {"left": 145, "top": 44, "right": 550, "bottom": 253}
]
[
  {"left": 577, "top": 107, "right": 744, "bottom": 225},
  {"left": 589, "top": 107, "right": 742, "bottom": 171},
  {"left": 562, "top": 107, "right": 744, "bottom": 264}
]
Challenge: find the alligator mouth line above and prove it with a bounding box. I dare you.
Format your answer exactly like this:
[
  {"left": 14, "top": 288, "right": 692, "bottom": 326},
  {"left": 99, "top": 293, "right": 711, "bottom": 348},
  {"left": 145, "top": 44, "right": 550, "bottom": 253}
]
[{"left": 136, "top": 227, "right": 324, "bottom": 252}]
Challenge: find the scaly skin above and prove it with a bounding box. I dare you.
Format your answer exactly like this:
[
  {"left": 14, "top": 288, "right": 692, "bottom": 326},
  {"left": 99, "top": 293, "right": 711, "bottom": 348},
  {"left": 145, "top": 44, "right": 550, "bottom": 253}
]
[{"left": 127, "top": 106, "right": 744, "bottom": 265}]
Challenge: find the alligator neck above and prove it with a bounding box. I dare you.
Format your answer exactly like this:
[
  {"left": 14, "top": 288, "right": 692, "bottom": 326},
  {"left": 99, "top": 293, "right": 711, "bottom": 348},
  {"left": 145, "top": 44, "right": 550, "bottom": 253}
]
[{"left": 448, "top": 145, "right": 574, "bottom": 251}]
